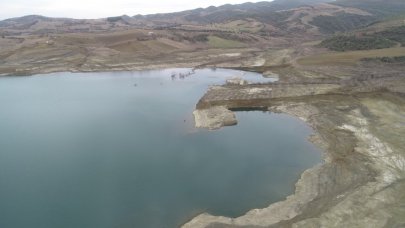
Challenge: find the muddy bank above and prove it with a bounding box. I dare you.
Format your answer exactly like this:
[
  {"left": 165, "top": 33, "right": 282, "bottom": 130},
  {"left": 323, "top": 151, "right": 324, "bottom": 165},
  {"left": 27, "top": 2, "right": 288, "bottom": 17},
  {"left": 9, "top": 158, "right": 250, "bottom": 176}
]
[
  {"left": 185, "top": 79, "right": 405, "bottom": 227},
  {"left": 0, "top": 61, "right": 205, "bottom": 77}
]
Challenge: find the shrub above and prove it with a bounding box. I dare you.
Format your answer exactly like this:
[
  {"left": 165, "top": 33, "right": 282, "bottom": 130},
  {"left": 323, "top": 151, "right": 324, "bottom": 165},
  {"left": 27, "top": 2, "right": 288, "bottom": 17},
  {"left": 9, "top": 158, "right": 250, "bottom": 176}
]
[{"left": 320, "top": 35, "right": 396, "bottom": 51}]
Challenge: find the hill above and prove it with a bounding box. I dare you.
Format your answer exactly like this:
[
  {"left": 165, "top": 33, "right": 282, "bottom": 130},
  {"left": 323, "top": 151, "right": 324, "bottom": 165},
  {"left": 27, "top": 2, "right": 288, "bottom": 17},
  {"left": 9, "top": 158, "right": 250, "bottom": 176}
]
[
  {"left": 1, "top": 0, "right": 405, "bottom": 76},
  {"left": 4, "top": 0, "right": 404, "bottom": 37},
  {"left": 333, "top": 0, "right": 405, "bottom": 18}
]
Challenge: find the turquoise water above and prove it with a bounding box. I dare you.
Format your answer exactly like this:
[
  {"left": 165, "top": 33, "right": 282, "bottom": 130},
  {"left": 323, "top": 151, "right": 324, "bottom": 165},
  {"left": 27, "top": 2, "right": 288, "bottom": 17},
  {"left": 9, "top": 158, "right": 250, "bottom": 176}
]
[{"left": 0, "top": 69, "right": 320, "bottom": 228}]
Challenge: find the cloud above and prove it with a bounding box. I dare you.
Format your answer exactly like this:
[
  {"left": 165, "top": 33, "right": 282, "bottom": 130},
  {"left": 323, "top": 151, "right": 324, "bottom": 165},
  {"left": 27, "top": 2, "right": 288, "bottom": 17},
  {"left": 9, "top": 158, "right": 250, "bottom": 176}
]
[{"left": 0, "top": 0, "right": 268, "bottom": 20}]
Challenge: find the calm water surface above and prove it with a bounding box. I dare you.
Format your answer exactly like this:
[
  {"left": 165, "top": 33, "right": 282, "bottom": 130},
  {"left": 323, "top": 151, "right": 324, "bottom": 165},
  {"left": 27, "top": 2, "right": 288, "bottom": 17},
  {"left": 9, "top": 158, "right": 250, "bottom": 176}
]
[{"left": 0, "top": 69, "right": 320, "bottom": 228}]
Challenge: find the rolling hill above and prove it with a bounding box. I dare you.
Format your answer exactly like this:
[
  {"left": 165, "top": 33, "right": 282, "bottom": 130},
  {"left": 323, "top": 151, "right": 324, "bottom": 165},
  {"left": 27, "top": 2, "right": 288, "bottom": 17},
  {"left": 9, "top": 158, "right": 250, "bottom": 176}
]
[
  {"left": 1, "top": 0, "right": 405, "bottom": 76},
  {"left": 3, "top": 0, "right": 404, "bottom": 37}
]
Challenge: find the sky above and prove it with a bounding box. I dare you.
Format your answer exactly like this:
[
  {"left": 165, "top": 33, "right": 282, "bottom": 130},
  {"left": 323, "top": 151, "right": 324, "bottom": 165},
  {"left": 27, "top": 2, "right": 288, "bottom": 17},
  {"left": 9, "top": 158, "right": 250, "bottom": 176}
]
[{"left": 0, "top": 0, "right": 269, "bottom": 20}]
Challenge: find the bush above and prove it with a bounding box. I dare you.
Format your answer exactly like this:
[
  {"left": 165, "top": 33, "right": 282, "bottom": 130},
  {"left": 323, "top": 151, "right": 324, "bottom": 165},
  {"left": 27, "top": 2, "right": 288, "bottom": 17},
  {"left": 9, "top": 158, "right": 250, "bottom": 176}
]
[
  {"left": 310, "top": 13, "right": 376, "bottom": 34},
  {"left": 320, "top": 35, "right": 396, "bottom": 51},
  {"left": 376, "top": 26, "right": 405, "bottom": 46},
  {"left": 362, "top": 56, "right": 405, "bottom": 63}
]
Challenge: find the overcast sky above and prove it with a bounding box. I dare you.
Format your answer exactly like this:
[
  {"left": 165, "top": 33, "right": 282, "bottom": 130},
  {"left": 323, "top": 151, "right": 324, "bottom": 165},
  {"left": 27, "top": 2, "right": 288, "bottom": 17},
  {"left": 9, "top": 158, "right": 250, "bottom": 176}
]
[{"left": 0, "top": 0, "right": 269, "bottom": 20}]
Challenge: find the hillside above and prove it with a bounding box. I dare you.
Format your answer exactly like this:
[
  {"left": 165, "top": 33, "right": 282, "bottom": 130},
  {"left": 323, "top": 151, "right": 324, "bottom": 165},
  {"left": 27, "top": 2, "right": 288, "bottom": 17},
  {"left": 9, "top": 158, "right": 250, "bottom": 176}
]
[
  {"left": 3, "top": 0, "right": 404, "bottom": 38},
  {"left": 1, "top": 0, "right": 405, "bottom": 76},
  {"left": 132, "top": 0, "right": 333, "bottom": 25},
  {"left": 320, "top": 26, "right": 405, "bottom": 51},
  {"left": 333, "top": 0, "right": 405, "bottom": 17}
]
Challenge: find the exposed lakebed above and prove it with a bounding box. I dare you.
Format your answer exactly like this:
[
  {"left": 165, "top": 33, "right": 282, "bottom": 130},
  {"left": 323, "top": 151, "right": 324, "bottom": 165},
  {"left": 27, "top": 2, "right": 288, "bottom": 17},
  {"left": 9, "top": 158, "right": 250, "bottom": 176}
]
[{"left": 0, "top": 69, "right": 320, "bottom": 228}]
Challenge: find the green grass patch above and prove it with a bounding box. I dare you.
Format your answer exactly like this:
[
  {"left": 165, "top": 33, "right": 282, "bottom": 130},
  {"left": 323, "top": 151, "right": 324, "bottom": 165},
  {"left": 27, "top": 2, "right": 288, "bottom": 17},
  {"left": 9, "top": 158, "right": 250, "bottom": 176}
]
[{"left": 207, "top": 36, "right": 245, "bottom": 49}]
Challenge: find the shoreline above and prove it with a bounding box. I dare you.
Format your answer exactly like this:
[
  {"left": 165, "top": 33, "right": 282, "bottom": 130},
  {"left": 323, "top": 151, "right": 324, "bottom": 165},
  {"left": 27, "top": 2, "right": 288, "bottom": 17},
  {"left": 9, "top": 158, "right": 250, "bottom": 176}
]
[
  {"left": 186, "top": 80, "right": 405, "bottom": 227},
  {"left": 0, "top": 62, "right": 204, "bottom": 77}
]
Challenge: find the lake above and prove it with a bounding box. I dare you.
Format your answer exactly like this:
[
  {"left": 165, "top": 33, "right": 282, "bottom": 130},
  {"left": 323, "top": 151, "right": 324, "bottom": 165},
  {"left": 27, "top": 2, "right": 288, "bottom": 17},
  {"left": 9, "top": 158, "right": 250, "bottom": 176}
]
[{"left": 0, "top": 69, "right": 320, "bottom": 228}]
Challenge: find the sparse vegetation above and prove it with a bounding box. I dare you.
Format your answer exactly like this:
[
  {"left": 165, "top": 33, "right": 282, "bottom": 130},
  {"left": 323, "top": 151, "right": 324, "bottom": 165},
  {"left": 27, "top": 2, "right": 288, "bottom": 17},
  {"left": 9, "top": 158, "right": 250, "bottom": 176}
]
[
  {"left": 376, "top": 26, "right": 405, "bottom": 46},
  {"left": 320, "top": 35, "right": 396, "bottom": 51},
  {"left": 320, "top": 26, "right": 405, "bottom": 51},
  {"left": 298, "top": 47, "right": 405, "bottom": 65},
  {"left": 310, "top": 13, "right": 376, "bottom": 34},
  {"left": 169, "top": 33, "right": 209, "bottom": 43},
  {"left": 362, "top": 56, "right": 405, "bottom": 63},
  {"left": 213, "top": 32, "right": 257, "bottom": 42},
  {"left": 333, "top": 0, "right": 405, "bottom": 18}
]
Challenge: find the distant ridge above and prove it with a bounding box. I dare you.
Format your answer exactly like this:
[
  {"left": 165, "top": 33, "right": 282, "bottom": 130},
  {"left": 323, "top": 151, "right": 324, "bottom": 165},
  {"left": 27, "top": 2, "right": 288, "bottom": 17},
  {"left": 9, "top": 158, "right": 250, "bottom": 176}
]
[
  {"left": 1, "top": 0, "right": 405, "bottom": 36},
  {"left": 1, "top": 0, "right": 335, "bottom": 22}
]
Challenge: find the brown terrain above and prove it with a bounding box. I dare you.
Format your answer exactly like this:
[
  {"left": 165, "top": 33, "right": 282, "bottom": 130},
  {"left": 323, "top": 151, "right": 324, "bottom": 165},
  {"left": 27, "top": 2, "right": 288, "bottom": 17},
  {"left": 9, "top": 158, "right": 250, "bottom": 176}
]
[
  {"left": 1, "top": 0, "right": 405, "bottom": 227},
  {"left": 0, "top": 0, "right": 387, "bottom": 76}
]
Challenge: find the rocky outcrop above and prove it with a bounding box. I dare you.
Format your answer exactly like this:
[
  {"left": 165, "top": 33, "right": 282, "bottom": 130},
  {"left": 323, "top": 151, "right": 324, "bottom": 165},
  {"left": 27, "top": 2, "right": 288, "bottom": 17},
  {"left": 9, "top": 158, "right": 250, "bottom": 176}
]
[{"left": 193, "top": 106, "right": 237, "bottom": 130}]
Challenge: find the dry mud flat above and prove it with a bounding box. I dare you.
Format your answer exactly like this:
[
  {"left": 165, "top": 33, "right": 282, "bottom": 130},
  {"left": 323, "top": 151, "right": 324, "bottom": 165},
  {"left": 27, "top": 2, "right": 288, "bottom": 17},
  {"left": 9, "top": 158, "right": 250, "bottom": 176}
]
[{"left": 186, "top": 79, "right": 405, "bottom": 227}]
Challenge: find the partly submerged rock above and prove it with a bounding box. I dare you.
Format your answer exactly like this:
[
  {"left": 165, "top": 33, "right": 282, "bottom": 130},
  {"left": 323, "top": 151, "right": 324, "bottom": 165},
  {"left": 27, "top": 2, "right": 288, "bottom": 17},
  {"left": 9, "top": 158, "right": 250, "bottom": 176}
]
[
  {"left": 193, "top": 106, "right": 237, "bottom": 130},
  {"left": 226, "top": 77, "right": 248, "bottom": 85}
]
